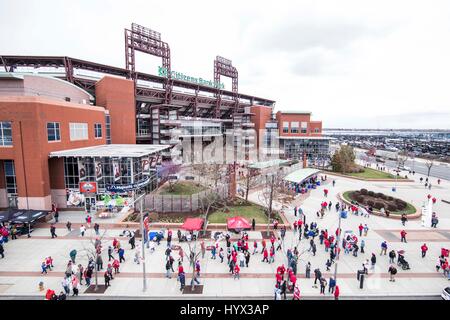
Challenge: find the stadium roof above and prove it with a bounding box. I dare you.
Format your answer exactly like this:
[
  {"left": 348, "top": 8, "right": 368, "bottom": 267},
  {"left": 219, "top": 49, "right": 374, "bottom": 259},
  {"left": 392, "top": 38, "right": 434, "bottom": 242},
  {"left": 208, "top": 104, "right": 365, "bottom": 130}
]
[{"left": 49, "top": 144, "right": 170, "bottom": 158}]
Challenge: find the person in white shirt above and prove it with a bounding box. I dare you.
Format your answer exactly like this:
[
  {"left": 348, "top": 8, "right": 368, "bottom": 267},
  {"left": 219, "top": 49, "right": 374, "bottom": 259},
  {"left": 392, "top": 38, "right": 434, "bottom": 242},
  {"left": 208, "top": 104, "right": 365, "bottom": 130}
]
[{"left": 80, "top": 225, "right": 86, "bottom": 237}]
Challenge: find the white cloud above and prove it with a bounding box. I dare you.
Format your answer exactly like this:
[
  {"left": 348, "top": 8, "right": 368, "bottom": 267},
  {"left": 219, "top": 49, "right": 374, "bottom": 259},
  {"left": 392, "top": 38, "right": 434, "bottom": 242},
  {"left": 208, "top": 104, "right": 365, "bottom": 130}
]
[{"left": 1, "top": 0, "right": 450, "bottom": 128}]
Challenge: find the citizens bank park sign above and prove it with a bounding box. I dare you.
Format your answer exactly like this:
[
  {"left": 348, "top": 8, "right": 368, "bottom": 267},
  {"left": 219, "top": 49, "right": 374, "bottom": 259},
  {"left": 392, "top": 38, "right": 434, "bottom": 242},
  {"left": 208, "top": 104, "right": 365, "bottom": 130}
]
[{"left": 158, "top": 66, "right": 225, "bottom": 89}]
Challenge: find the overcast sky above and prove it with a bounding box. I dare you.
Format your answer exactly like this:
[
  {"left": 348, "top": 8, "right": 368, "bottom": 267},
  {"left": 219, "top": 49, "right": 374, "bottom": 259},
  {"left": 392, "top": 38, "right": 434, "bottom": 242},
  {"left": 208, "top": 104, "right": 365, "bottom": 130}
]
[{"left": 1, "top": 0, "right": 450, "bottom": 129}]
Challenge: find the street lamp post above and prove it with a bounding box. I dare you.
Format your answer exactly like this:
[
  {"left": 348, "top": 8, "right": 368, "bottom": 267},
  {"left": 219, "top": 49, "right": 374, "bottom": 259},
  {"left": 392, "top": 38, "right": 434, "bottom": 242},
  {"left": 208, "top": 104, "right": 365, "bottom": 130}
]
[
  {"left": 267, "top": 173, "right": 275, "bottom": 234},
  {"left": 131, "top": 192, "right": 147, "bottom": 292}
]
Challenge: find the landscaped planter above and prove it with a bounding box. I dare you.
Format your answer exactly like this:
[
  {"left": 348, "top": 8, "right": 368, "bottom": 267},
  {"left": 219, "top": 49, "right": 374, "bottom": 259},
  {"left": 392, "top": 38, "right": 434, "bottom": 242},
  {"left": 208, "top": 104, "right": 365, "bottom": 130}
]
[{"left": 337, "top": 192, "right": 420, "bottom": 219}]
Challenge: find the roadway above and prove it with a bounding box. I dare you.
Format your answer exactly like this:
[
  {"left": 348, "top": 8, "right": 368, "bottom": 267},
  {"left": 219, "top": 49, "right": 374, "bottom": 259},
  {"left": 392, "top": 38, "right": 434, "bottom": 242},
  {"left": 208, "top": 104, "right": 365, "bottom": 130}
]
[{"left": 355, "top": 150, "right": 450, "bottom": 180}]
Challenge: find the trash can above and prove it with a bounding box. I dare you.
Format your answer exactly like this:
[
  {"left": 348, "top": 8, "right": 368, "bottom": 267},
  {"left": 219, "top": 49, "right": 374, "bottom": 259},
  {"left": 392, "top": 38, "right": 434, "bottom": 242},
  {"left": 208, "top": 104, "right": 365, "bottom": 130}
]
[{"left": 357, "top": 270, "right": 363, "bottom": 281}]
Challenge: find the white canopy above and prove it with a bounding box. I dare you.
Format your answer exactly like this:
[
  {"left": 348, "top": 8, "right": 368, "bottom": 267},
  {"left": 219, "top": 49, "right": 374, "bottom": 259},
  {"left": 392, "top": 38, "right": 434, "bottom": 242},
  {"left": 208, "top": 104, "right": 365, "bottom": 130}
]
[{"left": 49, "top": 144, "right": 170, "bottom": 158}]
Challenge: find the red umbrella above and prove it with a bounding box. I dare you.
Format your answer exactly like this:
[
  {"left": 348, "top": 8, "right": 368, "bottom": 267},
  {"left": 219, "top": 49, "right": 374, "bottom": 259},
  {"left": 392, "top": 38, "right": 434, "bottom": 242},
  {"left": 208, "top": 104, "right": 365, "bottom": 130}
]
[
  {"left": 227, "top": 216, "right": 251, "bottom": 231},
  {"left": 181, "top": 218, "right": 204, "bottom": 231}
]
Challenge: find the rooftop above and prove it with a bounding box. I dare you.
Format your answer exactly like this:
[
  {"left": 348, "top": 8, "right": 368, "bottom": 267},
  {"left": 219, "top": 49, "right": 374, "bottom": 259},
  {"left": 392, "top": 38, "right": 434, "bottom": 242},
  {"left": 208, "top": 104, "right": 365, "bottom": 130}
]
[
  {"left": 248, "top": 159, "right": 291, "bottom": 170},
  {"left": 49, "top": 144, "right": 170, "bottom": 158},
  {"left": 283, "top": 168, "right": 320, "bottom": 184}
]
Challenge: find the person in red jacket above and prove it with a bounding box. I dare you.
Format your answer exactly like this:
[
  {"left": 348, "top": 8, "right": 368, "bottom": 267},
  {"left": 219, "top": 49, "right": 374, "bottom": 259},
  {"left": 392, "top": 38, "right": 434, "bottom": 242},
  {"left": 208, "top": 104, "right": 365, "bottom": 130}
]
[
  {"left": 233, "top": 264, "right": 240, "bottom": 280},
  {"left": 324, "top": 189, "right": 328, "bottom": 197},
  {"left": 334, "top": 285, "right": 340, "bottom": 300},
  {"left": 400, "top": 230, "right": 407, "bottom": 243},
  {"left": 421, "top": 243, "right": 428, "bottom": 258},
  {"left": 261, "top": 239, "right": 266, "bottom": 252},
  {"left": 324, "top": 239, "right": 330, "bottom": 252},
  {"left": 262, "top": 248, "right": 269, "bottom": 263},
  {"left": 275, "top": 272, "right": 282, "bottom": 287},
  {"left": 270, "top": 235, "right": 275, "bottom": 247},
  {"left": 358, "top": 224, "right": 364, "bottom": 237},
  {"left": 112, "top": 259, "right": 120, "bottom": 274}
]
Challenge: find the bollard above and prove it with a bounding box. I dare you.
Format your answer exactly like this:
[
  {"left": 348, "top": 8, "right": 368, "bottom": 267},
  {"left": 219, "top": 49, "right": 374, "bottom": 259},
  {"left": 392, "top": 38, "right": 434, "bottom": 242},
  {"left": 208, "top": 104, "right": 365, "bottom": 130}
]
[{"left": 360, "top": 274, "right": 364, "bottom": 289}]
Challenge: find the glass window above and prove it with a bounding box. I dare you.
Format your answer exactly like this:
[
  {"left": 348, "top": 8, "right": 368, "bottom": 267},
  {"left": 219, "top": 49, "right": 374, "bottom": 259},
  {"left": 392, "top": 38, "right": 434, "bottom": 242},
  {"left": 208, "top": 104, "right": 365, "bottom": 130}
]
[
  {"left": 47, "top": 122, "right": 61, "bottom": 142},
  {"left": 314, "top": 128, "right": 320, "bottom": 133},
  {"left": 0, "top": 121, "right": 12, "bottom": 146},
  {"left": 4, "top": 160, "right": 17, "bottom": 194},
  {"left": 282, "top": 121, "right": 289, "bottom": 133},
  {"left": 94, "top": 123, "right": 102, "bottom": 138},
  {"left": 291, "top": 121, "right": 299, "bottom": 133},
  {"left": 69, "top": 123, "right": 88, "bottom": 141},
  {"left": 301, "top": 122, "right": 308, "bottom": 133}
]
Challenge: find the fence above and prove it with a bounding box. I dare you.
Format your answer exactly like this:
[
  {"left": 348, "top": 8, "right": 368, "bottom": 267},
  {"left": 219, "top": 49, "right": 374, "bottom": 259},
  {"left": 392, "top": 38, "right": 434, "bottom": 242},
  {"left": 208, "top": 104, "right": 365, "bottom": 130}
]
[{"left": 144, "top": 185, "right": 229, "bottom": 213}]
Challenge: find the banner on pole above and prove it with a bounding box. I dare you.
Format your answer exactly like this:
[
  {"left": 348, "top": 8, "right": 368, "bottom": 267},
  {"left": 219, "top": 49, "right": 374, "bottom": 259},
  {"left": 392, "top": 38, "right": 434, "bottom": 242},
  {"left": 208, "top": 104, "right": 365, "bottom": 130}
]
[
  {"left": 113, "top": 159, "right": 121, "bottom": 182},
  {"left": 95, "top": 158, "right": 103, "bottom": 181},
  {"left": 78, "top": 159, "right": 86, "bottom": 181}
]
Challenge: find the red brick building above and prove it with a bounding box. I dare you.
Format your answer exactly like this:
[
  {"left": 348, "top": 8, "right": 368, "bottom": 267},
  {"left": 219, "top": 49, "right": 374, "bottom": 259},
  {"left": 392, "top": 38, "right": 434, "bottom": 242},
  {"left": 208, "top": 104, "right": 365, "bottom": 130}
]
[{"left": 0, "top": 73, "right": 148, "bottom": 210}]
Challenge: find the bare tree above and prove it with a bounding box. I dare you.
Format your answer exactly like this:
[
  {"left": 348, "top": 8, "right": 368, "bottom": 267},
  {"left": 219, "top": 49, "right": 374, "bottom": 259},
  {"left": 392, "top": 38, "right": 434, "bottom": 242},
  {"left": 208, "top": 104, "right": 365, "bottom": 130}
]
[
  {"left": 425, "top": 160, "right": 434, "bottom": 177},
  {"left": 78, "top": 228, "right": 108, "bottom": 291},
  {"left": 198, "top": 189, "right": 229, "bottom": 234},
  {"left": 242, "top": 168, "right": 259, "bottom": 201},
  {"left": 257, "top": 169, "right": 284, "bottom": 233},
  {"left": 186, "top": 241, "right": 201, "bottom": 292},
  {"left": 192, "top": 163, "right": 225, "bottom": 188}
]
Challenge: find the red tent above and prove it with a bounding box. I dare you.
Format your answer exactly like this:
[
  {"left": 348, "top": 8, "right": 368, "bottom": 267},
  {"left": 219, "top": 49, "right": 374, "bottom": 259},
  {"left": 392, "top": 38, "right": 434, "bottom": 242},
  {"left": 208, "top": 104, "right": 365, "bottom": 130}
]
[
  {"left": 227, "top": 216, "right": 251, "bottom": 231},
  {"left": 181, "top": 217, "right": 204, "bottom": 231}
]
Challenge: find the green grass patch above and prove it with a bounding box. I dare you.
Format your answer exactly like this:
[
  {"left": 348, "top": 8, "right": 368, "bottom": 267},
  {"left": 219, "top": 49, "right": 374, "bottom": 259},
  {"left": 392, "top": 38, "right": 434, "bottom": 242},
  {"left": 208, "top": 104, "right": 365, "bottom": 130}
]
[
  {"left": 158, "top": 181, "right": 206, "bottom": 196},
  {"left": 346, "top": 167, "right": 404, "bottom": 180},
  {"left": 208, "top": 202, "right": 280, "bottom": 224}
]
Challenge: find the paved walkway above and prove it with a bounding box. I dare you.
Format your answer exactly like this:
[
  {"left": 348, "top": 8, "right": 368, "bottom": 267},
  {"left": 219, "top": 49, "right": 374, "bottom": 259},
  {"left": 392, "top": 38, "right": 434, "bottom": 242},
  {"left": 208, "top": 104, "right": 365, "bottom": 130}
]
[{"left": 0, "top": 168, "right": 449, "bottom": 299}]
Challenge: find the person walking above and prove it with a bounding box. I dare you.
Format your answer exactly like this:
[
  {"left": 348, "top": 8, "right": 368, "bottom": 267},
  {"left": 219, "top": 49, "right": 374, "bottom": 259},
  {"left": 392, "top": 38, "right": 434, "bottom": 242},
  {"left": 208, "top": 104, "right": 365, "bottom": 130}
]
[
  {"left": 370, "top": 253, "right": 377, "bottom": 270},
  {"left": 358, "top": 224, "right": 363, "bottom": 237},
  {"left": 77, "top": 264, "right": 84, "bottom": 285},
  {"left": 104, "top": 271, "right": 111, "bottom": 287},
  {"left": 421, "top": 243, "right": 428, "bottom": 258},
  {"left": 251, "top": 218, "right": 256, "bottom": 231},
  {"left": 129, "top": 232, "right": 136, "bottom": 250},
  {"left": 363, "top": 224, "right": 369, "bottom": 236},
  {"left": 401, "top": 214, "right": 408, "bottom": 226},
  {"left": 69, "top": 249, "right": 77, "bottom": 264},
  {"left": 400, "top": 230, "right": 407, "bottom": 243},
  {"left": 50, "top": 224, "right": 57, "bottom": 238},
  {"left": 360, "top": 239, "right": 365, "bottom": 254},
  {"left": 328, "top": 277, "right": 336, "bottom": 294},
  {"left": 389, "top": 250, "right": 397, "bottom": 264},
  {"left": 80, "top": 225, "right": 86, "bottom": 237},
  {"left": 245, "top": 251, "right": 250, "bottom": 267},
  {"left": 118, "top": 248, "right": 125, "bottom": 263},
  {"left": 233, "top": 264, "right": 240, "bottom": 280},
  {"left": 313, "top": 268, "right": 322, "bottom": 288},
  {"left": 71, "top": 275, "right": 79, "bottom": 296},
  {"left": 66, "top": 221, "right": 72, "bottom": 232},
  {"left": 93, "top": 223, "right": 100, "bottom": 236},
  {"left": 388, "top": 265, "right": 397, "bottom": 282},
  {"left": 306, "top": 262, "right": 311, "bottom": 278},
  {"left": 319, "top": 277, "right": 327, "bottom": 294},
  {"left": 262, "top": 248, "right": 269, "bottom": 263},
  {"left": 165, "top": 258, "right": 172, "bottom": 278},
  {"left": 334, "top": 285, "right": 340, "bottom": 300},
  {"left": 61, "top": 277, "right": 70, "bottom": 295},
  {"left": 380, "top": 241, "right": 388, "bottom": 255},
  {"left": 108, "top": 246, "right": 114, "bottom": 261}
]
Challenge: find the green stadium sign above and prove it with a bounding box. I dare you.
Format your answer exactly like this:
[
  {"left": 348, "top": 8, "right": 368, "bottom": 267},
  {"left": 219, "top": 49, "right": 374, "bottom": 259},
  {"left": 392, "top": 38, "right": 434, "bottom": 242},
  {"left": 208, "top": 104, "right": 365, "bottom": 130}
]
[{"left": 158, "top": 66, "right": 225, "bottom": 90}]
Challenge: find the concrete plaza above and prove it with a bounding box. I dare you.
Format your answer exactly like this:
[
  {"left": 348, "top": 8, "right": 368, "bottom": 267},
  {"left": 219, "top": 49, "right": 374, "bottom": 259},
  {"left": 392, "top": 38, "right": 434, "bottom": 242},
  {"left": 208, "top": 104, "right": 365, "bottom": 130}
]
[{"left": 0, "top": 169, "right": 448, "bottom": 299}]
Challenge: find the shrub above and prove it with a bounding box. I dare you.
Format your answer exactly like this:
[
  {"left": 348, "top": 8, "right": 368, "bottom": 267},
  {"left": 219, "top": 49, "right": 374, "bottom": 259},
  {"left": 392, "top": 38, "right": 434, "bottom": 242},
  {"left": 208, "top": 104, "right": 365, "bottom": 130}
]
[
  {"left": 367, "top": 200, "right": 375, "bottom": 207},
  {"left": 374, "top": 202, "right": 385, "bottom": 210},
  {"left": 356, "top": 195, "right": 364, "bottom": 203},
  {"left": 360, "top": 189, "right": 368, "bottom": 195},
  {"left": 387, "top": 196, "right": 393, "bottom": 201},
  {"left": 396, "top": 200, "right": 407, "bottom": 209},
  {"left": 387, "top": 204, "right": 397, "bottom": 211},
  {"left": 368, "top": 191, "right": 375, "bottom": 197},
  {"left": 378, "top": 193, "right": 386, "bottom": 200}
]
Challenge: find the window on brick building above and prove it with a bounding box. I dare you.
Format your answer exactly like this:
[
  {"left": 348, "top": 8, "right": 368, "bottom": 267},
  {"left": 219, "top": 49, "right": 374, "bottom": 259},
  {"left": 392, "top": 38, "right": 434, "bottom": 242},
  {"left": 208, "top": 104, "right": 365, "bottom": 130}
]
[
  {"left": 47, "top": 122, "right": 61, "bottom": 142},
  {"left": 301, "top": 122, "right": 308, "bottom": 134},
  {"left": 291, "top": 122, "right": 299, "bottom": 133},
  {"left": 314, "top": 128, "right": 320, "bottom": 133},
  {"left": 69, "top": 123, "right": 88, "bottom": 141},
  {"left": 0, "top": 121, "right": 12, "bottom": 146},
  {"left": 282, "top": 122, "right": 289, "bottom": 133},
  {"left": 94, "top": 123, "right": 102, "bottom": 138}
]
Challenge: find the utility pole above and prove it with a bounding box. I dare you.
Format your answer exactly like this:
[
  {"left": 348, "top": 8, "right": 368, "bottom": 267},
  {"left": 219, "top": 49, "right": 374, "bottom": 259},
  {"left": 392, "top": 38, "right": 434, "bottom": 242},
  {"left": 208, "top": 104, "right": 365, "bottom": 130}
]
[
  {"left": 267, "top": 173, "right": 275, "bottom": 233},
  {"left": 132, "top": 192, "right": 147, "bottom": 292},
  {"left": 333, "top": 210, "right": 342, "bottom": 283}
]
